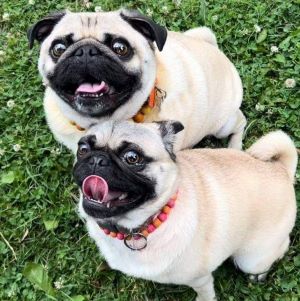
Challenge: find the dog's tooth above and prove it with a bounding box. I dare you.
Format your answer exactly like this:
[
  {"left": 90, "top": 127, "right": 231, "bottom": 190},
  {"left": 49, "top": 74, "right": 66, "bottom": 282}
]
[
  {"left": 118, "top": 193, "right": 127, "bottom": 200},
  {"left": 106, "top": 202, "right": 111, "bottom": 208}
]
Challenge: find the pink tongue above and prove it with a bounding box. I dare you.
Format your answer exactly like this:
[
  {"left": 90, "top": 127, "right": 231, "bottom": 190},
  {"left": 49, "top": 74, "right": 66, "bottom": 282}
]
[
  {"left": 82, "top": 175, "right": 108, "bottom": 202},
  {"left": 76, "top": 81, "right": 107, "bottom": 94}
]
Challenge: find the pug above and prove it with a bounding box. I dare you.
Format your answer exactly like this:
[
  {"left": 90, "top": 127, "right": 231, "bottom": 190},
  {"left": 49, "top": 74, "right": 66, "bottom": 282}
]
[
  {"left": 73, "top": 120, "right": 297, "bottom": 301},
  {"left": 28, "top": 9, "right": 246, "bottom": 153}
]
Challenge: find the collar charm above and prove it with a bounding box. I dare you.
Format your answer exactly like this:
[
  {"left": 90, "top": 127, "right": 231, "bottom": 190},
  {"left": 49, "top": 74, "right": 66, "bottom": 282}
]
[
  {"left": 133, "top": 83, "right": 167, "bottom": 123},
  {"left": 100, "top": 191, "right": 178, "bottom": 251}
]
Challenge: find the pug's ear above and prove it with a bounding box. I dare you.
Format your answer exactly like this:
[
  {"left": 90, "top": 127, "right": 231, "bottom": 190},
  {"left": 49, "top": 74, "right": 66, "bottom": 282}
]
[
  {"left": 156, "top": 120, "right": 184, "bottom": 160},
  {"left": 120, "top": 10, "right": 167, "bottom": 51},
  {"left": 27, "top": 11, "right": 66, "bottom": 49}
]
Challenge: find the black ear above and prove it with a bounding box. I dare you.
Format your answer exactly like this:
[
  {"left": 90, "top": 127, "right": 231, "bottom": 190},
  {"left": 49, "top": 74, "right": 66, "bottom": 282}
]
[
  {"left": 120, "top": 10, "right": 167, "bottom": 51},
  {"left": 27, "top": 11, "right": 66, "bottom": 49},
  {"left": 156, "top": 120, "right": 184, "bottom": 160}
]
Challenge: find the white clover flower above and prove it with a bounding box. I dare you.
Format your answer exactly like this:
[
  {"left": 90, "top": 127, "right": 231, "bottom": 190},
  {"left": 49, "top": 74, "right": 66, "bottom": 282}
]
[
  {"left": 0, "top": 149, "right": 5, "bottom": 156},
  {"left": 54, "top": 281, "right": 63, "bottom": 289},
  {"left": 254, "top": 24, "right": 261, "bottom": 33},
  {"left": 212, "top": 15, "right": 218, "bottom": 21},
  {"left": 51, "top": 147, "right": 61, "bottom": 155},
  {"left": 54, "top": 277, "right": 64, "bottom": 289},
  {"left": 0, "top": 50, "right": 5, "bottom": 57},
  {"left": 2, "top": 13, "right": 10, "bottom": 21},
  {"left": 7, "top": 100, "right": 15, "bottom": 108},
  {"left": 146, "top": 8, "right": 153, "bottom": 17},
  {"left": 270, "top": 45, "right": 279, "bottom": 53},
  {"left": 13, "top": 144, "right": 21, "bottom": 152},
  {"left": 284, "top": 78, "right": 296, "bottom": 88},
  {"left": 173, "top": 0, "right": 182, "bottom": 6},
  {"left": 6, "top": 33, "right": 13, "bottom": 39},
  {"left": 95, "top": 6, "right": 102, "bottom": 12},
  {"left": 28, "top": 0, "right": 35, "bottom": 5},
  {"left": 162, "top": 5, "right": 168, "bottom": 13},
  {"left": 83, "top": 0, "right": 91, "bottom": 8},
  {"left": 255, "top": 103, "right": 265, "bottom": 112}
]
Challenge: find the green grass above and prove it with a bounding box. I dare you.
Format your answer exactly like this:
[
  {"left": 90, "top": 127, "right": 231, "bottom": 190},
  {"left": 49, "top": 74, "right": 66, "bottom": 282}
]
[{"left": 0, "top": 0, "right": 299, "bottom": 300}]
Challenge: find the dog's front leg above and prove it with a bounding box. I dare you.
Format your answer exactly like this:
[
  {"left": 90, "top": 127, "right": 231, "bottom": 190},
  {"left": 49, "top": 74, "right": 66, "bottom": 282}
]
[
  {"left": 227, "top": 110, "right": 247, "bottom": 149},
  {"left": 190, "top": 274, "right": 216, "bottom": 301},
  {"left": 215, "top": 109, "right": 246, "bottom": 150}
]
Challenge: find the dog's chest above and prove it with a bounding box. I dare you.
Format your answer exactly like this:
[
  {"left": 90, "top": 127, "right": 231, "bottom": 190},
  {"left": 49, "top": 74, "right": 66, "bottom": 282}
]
[
  {"left": 92, "top": 228, "right": 179, "bottom": 280},
  {"left": 85, "top": 213, "right": 197, "bottom": 283}
]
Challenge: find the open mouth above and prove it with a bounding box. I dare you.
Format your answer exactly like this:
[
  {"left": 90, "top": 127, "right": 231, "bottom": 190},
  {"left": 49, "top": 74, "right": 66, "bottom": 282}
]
[
  {"left": 82, "top": 175, "right": 133, "bottom": 209},
  {"left": 54, "top": 79, "right": 133, "bottom": 117},
  {"left": 62, "top": 81, "right": 115, "bottom": 103},
  {"left": 75, "top": 81, "right": 111, "bottom": 100}
]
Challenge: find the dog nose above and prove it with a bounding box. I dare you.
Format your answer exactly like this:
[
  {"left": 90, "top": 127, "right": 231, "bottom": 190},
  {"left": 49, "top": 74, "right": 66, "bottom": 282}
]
[
  {"left": 73, "top": 45, "right": 101, "bottom": 57},
  {"left": 89, "top": 155, "right": 110, "bottom": 167}
]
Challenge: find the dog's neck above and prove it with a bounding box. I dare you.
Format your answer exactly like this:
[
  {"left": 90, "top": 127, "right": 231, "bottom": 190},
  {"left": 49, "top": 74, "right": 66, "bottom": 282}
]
[{"left": 96, "top": 190, "right": 178, "bottom": 236}]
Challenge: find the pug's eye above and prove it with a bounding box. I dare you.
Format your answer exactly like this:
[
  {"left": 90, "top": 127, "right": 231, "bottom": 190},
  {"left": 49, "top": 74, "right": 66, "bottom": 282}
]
[
  {"left": 52, "top": 42, "right": 67, "bottom": 58},
  {"left": 78, "top": 144, "right": 90, "bottom": 156},
  {"left": 111, "top": 39, "right": 129, "bottom": 57},
  {"left": 124, "top": 150, "right": 141, "bottom": 165}
]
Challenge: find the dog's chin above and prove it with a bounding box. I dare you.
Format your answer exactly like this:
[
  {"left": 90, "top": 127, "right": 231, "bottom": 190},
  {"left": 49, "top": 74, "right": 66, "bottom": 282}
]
[
  {"left": 55, "top": 87, "right": 132, "bottom": 117},
  {"left": 82, "top": 194, "right": 144, "bottom": 219}
]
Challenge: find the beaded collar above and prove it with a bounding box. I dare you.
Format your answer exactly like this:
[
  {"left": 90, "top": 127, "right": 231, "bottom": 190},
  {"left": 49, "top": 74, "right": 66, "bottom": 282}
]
[
  {"left": 69, "top": 83, "right": 166, "bottom": 131},
  {"left": 97, "top": 191, "right": 178, "bottom": 251}
]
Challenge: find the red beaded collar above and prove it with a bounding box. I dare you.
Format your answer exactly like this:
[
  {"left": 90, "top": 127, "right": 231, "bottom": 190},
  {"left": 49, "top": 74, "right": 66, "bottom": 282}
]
[{"left": 98, "top": 191, "right": 178, "bottom": 251}]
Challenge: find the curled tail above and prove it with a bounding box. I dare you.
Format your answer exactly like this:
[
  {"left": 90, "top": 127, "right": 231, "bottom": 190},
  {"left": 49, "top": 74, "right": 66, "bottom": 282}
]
[
  {"left": 184, "top": 26, "right": 218, "bottom": 47},
  {"left": 247, "top": 131, "right": 298, "bottom": 182}
]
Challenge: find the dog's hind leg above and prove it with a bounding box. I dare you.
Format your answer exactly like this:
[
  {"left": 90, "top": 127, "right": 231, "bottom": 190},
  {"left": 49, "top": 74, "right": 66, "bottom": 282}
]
[
  {"left": 233, "top": 236, "right": 290, "bottom": 281},
  {"left": 215, "top": 109, "right": 246, "bottom": 150},
  {"left": 189, "top": 274, "right": 216, "bottom": 301},
  {"left": 184, "top": 27, "right": 218, "bottom": 47}
]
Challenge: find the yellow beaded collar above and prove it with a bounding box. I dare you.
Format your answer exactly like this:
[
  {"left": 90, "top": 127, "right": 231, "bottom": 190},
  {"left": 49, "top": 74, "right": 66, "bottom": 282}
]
[{"left": 69, "top": 83, "right": 165, "bottom": 131}]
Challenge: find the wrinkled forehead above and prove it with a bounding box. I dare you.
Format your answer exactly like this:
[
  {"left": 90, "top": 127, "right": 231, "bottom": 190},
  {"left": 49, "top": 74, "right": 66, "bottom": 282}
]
[
  {"left": 88, "top": 122, "right": 164, "bottom": 156},
  {"left": 51, "top": 11, "right": 139, "bottom": 41}
]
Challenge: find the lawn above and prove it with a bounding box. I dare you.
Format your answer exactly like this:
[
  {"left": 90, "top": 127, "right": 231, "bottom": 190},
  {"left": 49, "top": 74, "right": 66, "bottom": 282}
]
[{"left": 0, "top": 0, "right": 299, "bottom": 300}]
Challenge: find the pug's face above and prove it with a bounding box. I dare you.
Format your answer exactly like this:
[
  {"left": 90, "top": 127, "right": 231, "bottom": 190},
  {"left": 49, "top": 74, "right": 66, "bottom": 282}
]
[
  {"left": 28, "top": 10, "right": 167, "bottom": 117},
  {"left": 73, "top": 121, "right": 183, "bottom": 218}
]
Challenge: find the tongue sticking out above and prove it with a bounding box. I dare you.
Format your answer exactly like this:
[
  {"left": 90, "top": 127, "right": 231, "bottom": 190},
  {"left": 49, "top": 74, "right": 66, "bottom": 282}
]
[
  {"left": 82, "top": 175, "right": 108, "bottom": 202},
  {"left": 82, "top": 175, "right": 125, "bottom": 205},
  {"left": 76, "top": 81, "right": 108, "bottom": 94}
]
